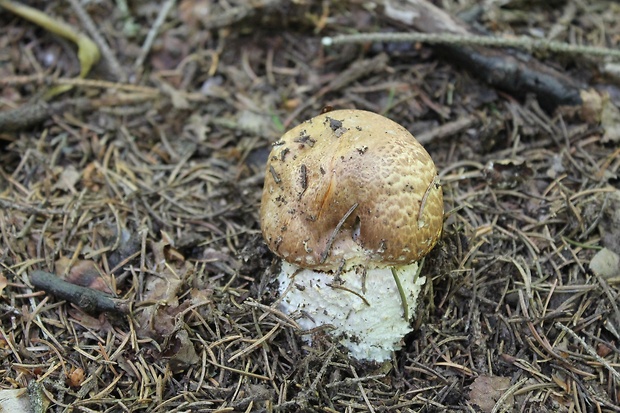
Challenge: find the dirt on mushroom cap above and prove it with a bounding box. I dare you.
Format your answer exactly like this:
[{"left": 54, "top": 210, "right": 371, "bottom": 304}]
[{"left": 260, "top": 109, "right": 444, "bottom": 271}]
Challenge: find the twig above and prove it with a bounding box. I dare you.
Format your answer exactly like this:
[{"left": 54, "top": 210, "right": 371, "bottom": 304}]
[
  {"left": 0, "top": 197, "right": 66, "bottom": 215},
  {"left": 491, "top": 377, "right": 528, "bottom": 413},
  {"left": 322, "top": 53, "right": 389, "bottom": 94},
  {"left": 29, "top": 270, "right": 129, "bottom": 314},
  {"left": 0, "top": 99, "right": 91, "bottom": 132},
  {"left": 354, "top": 0, "right": 585, "bottom": 111},
  {"left": 66, "top": 0, "right": 126, "bottom": 81},
  {"left": 319, "top": 203, "right": 358, "bottom": 264},
  {"left": 555, "top": 322, "right": 620, "bottom": 383},
  {"left": 0, "top": 75, "right": 208, "bottom": 132},
  {"left": 391, "top": 267, "right": 409, "bottom": 321},
  {"left": 283, "top": 53, "right": 388, "bottom": 128},
  {"left": 201, "top": 0, "right": 281, "bottom": 30},
  {"left": 350, "top": 366, "right": 376, "bottom": 413},
  {"left": 325, "top": 374, "right": 387, "bottom": 389},
  {"left": 326, "top": 283, "right": 370, "bottom": 307},
  {"left": 227, "top": 323, "right": 280, "bottom": 362},
  {"left": 0, "top": 75, "right": 161, "bottom": 95},
  {"left": 203, "top": 345, "right": 271, "bottom": 381},
  {"left": 596, "top": 276, "right": 620, "bottom": 339},
  {"left": 134, "top": 0, "right": 176, "bottom": 71},
  {"left": 416, "top": 114, "right": 479, "bottom": 145},
  {"left": 307, "top": 348, "right": 336, "bottom": 398},
  {"left": 247, "top": 299, "right": 301, "bottom": 329},
  {"left": 322, "top": 32, "right": 620, "bottom": 61}
]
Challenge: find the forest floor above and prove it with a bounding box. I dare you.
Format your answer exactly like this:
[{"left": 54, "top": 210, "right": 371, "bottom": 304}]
[{"left": 1, "top": 0, "right": 620, "bottom": 412}]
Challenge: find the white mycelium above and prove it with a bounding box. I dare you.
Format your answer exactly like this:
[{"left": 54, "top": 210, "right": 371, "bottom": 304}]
[{"left": 277, "top": 261, "right": 425, "bottom": 362}]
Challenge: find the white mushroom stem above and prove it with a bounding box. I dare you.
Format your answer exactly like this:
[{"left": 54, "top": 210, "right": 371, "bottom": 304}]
[{"left": 277, "top": 261, "right": 426, "bottom": 362}]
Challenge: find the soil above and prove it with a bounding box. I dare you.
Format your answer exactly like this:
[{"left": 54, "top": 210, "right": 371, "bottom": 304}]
[{"left": 1, "top": 0, "right": 619, "bottom": 412}]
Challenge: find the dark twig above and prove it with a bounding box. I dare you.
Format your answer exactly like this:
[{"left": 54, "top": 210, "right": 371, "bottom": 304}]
[
  {"left": 0, "top": 99, "right": 90, "bottom": 132},
  {"left": 30, "top": 270, "right": 128, "bottom": 314}
]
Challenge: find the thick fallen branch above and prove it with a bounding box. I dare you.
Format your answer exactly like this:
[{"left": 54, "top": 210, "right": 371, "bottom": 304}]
[
  {"left": 383, "top": 0, "right": 585, "bottom": 110},
  {"left": 30, "top": 270, "right": 129, "bottom": 314},
  {"left": 325, "top": 0, "right": 589, "bottom": 112},
  {"left": 436, "top": 44, "right": 582, "bottom": 110}
]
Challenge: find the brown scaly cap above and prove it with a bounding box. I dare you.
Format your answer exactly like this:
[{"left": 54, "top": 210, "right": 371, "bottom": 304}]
[{"left": 260, "top": 109, "right": 443, "bottom": 271}]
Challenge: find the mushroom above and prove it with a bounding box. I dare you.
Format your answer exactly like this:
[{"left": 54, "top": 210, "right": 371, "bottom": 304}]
[{"left": 260, "top": 109, "right": 443, "bottom": 361}]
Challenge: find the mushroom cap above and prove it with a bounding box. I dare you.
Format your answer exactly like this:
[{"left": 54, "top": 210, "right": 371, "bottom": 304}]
[{"left": 260, "top": 109, "right": 443, "bottom": 271}]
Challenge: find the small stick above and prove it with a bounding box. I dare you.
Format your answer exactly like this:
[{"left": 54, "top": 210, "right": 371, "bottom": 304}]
[
  {"left": 327, "top": 283, "right": 370, "bottom": 307},
  {"left": 30, "top": 270, "right": 128, "bottom": 314},
  {"left": 322, "top": 32, "right": 620, "bottom": 60},
  {"left": 491, "top": 378, "right": 528, "bottom": 413},
  {"left": 227, "top": 323, "right": 280, "bottom": 363},
  {"left": 416, "top": 114, "right": 479, "bottom": 145},
  {"left": 319, "top": 203, "right": 358, "bottom": 264},
  {"left": 555, "top": 322, "right": 620, "bottom": 383},
  {"left": 350, "top": 366, "right": 376, "bottom": 413},
  {"left": 134, "top": 0, "right": 176, "bottom": 71},
  {"left": 391, "top": 268, "right": 409, "bottom": 321},
  {"left": 418, "top": 175, "right": 440, "bottom": 226},
  {"left": 66, "top": 0, "right": 126, "bottom": 81}
]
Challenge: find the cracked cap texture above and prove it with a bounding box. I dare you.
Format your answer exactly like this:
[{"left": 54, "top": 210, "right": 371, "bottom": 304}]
[{"left": 260, "top": 109, "right": 443, "bottom": 271}]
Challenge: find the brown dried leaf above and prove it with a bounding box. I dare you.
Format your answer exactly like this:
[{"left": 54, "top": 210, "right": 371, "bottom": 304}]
[
  {"left": 82, "top": 162, "right": 104, "bottom": 191},
  {"left": 178, "top": 0, "right": 211, "bottom": 29},
  {"left": 68, "top": 308, "right": 115, "bottom": 334},
  {"left": 600, "top": 190, "right": 620, "bottom": 256},
  {"left": 580, "top": 89, "right": 620, "bottom": 143},
  {"left": 142, "top": 273, "right": 182, "bottom": 304},
  {"left": 52, "top": 165, "right": 81, "bottom": 193},
  {"left": 55, "top": 257, "right": 114, "bottom": 294},
  {"left": 601, "top": 96, "right": 620, "bottom": 143},
  {"left": 66, "top": 367, "right": 86, "bottom": 388},
  {"left": 141, "top": 233, "right": 188, "bottom": 303},
  {"left": 137, "top": 232, "right": 197, "bottom": 341},
  {"left": 0, "top": 273, "right": 7, "bottom": 296},
  {"left": 580, "top": 88, "right": 603, "bottom": 124},
  {"left": 469, "top": 375, "right": 513, "bottom": 413},
  {"left": 138, "top": 302, "right": 187, "bottom": 339},
  {"left": 163, "top": 329, "right": 200, "bottom": 373},
  {"left": 189, "top": 287, "right": 213, "bottom": 304},
  {"left": 597, "top": 342, "right": 613, "bottom": 358}
]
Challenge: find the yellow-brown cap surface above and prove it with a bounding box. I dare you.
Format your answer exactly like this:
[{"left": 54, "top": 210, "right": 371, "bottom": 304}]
[{"left": 260, "top": 109, "right": 443, "bottom": 271}]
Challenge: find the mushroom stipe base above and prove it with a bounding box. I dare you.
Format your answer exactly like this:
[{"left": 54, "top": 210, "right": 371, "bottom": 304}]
[{"left": 277, "top": 261, "right": 426, "bottom": 362}]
